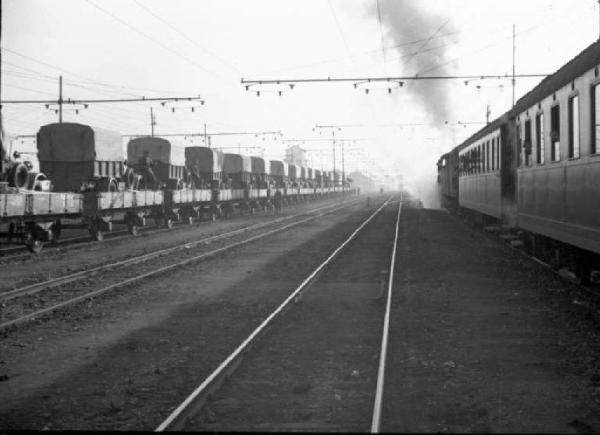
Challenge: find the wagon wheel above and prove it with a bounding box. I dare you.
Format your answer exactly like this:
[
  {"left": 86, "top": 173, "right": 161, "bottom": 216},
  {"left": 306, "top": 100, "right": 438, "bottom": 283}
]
[
  {"left": 9, "top": 163, "right": 29, "bottom": 188},
  {"left": 25, "top": 231, "right": 44, "bottom": 254},
  {"left": 51, "top": 219, "right": 62, "bottom": 243},
  {"left": 89, "top": 223, "right": 105, "bottom": 241},
  {"left": 127, "top": 221, "right": 139, "bottom": 236}
]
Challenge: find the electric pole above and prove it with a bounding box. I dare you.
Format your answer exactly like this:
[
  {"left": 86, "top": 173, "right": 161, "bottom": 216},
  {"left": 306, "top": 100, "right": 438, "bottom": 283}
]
[
  {"left": 150, "top": 107, "right": 156, "bottom": 136},
  {"left": 58, "top": 75, "right": 63, "bottom": 123},
  {"left": 1, "top": 76, "right": 206, "bottom": 125},
  {"left": 512, "top": 24, "right": 516, "bottom": 107}
]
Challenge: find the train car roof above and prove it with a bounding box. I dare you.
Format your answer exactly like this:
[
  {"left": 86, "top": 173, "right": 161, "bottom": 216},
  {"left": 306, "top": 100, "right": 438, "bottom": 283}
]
[
  {"left": 513, "top": 39, "right": 600, "bottom": 115},
  {"left": 449, "top": 40, "right": 600, "bottom": 157}
]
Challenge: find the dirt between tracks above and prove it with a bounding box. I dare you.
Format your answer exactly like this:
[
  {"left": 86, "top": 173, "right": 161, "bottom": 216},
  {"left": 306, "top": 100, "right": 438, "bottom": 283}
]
[
  {"left": 181, "top": 202, "right": 400, "bottom": 432},
  {"left": 0, "top": 196, "right": 384, "bottom": 430},
  {"left": 0, "top": 196, "right": 352, "bottom": 291},
  {"left": 383, "top": 207, "right": 600, "bottom": 433}
]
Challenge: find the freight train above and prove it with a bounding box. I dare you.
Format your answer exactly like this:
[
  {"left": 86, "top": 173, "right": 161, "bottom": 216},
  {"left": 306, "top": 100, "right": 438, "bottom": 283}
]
[
  {"left": 437, "top": 40, "right": 600, "bottom": 284},
  {"left": 0, "top": 122, "right": 353, "bottom": 253}
]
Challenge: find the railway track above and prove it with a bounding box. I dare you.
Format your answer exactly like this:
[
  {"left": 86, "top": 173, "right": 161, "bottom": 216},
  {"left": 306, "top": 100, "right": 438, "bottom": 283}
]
[
  {"left": 0, "top": 197, "right": 362, "bottom": 331},
  {"left": 153, "top": 198, "right": 403, "bottom": 432},
  {"left": 0, "top": 197, "right": 333, "bottom": 261}
]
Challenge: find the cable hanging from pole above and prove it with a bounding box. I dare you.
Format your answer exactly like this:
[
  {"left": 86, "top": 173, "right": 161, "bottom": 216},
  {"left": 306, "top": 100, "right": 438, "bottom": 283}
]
[{"left": 241, "top": 72, "right": 549, "bottom": 96}]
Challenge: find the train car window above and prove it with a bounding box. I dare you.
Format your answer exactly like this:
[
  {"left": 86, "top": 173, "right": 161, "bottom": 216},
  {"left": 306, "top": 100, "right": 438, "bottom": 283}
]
[
  {"left": 551, "top": 105, "right": 560, "bottom": 161},
  {"left": 486, "top": 140, "right": 490, "bottom": 172},
  {"left": 593, "top": 84, "right": 600, "bottom": 154},
  {"left": 491, "top": 138, "right": 495, "bottom": 171},
  {"left": 524, "top": 119, "right": 532, "bottom": 166},
  {"left": 482, "top": 143, "right": 486, "bottom": 173},
  {"left": 536, "top": 113, "right": 545, "bottom": 164},
  {"left": 497, "top": 137, "right": 501, "bottom": 169},
  {"left": 568, "top": 95, "right": 580, "bottom": 159}
]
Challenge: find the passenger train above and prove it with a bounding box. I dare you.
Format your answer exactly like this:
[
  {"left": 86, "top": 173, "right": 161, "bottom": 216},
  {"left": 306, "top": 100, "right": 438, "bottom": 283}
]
[{"left": 437, "top": 39, "right": 600, "bottom": 284}]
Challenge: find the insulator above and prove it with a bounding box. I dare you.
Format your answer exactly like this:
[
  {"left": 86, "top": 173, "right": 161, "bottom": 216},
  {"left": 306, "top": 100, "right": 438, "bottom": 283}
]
[
  {"left": 84, "top": 104, "right": 89, "bottom": 109},
  {"left": 278, "top": 91, "right": 282, "bottom": 96},
  {"left": 245, "top": 85, "right": 249, "bottom": 91},
  {"left": 191, "top": 107, "right": 195, "bottom": 112},
  {"left": 290, "top": 84, "right": 295, "bottom": 89},
  {"left": 172, "top": 108, "right": 175, "bottom": 112},
  {"left": 256, "top": 91, "right": 260, "bottom": 96},
  {"left": 161, "top": 102, "right": 166, "bottom": 106},
  {"left": 388, "top": 88, "right": 392, "bottom": 94},
  {"left": 75, "top": 109, "right": 79, "bottom": 114},
  {"left": 45, "top": 104, "right": 49, "bottom": 109},
  {"left": 365, "top": 89, "right": 369, "bottom": 94},
  {"left": 201, "top": 101, "right": 205, "bottom": 105}
]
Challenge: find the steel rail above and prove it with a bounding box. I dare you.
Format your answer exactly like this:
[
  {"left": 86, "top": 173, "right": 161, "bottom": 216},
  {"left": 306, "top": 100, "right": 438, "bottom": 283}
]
[
  {"left": 0, "top": 199, "right": 361, "bottom": 331},
  {"left": 0, "top": 199, "right": 356, "bottom": 301},
  {"left": 0, "top": 228, "right": 136, "bottom": 258},
  {"left": 370, "top": 200, "right": 403, "bottom": 433},
  {"left": 0, "top": 196, "right": 345, "bottom": 259},
  {"left": 155, "top": 197, "right": 393, "bottom": 431}
]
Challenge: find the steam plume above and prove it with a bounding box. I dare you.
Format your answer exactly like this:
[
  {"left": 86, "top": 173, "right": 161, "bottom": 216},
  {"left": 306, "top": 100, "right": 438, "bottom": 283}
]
[{"left": 375, "top": 1, "right": 457, "bottom": 125}]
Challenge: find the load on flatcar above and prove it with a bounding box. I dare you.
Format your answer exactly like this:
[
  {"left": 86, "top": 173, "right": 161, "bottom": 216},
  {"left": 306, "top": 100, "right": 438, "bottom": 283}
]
[
  {"left": 127, "top": 136, "right": 188, "bottom": 190},
  {"left": 37, "top": 122, "right": 128, "bottom": 192},
  {"left": 223, "top": 153, "right": 252, "bottom": 189},
  {"left": 250, "top": 156, "right": 270, "bottom": 189},
  {"left": 185, "top": 146, "right": 224, "bottom": 189},
  {"left": 269, "top": 160, "right": 288, "bottom": 188}
]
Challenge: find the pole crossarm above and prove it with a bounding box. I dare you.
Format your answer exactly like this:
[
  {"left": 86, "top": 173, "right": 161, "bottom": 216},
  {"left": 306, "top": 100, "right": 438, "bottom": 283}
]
[
  {"left": 122, "top": 131, "right": 282, "bottom": 137},
  {"left": 0, "top": 96, "right": 205, "bottom": 104},
  {"left": 241, "top": 73, "right": 549, "bottom": 86},
  {"left": 283, "top": 138, "right": 366, "bottom": 142}
]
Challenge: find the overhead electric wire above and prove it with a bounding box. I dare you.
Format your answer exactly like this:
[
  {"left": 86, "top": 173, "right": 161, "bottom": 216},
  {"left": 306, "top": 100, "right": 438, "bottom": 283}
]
[
  {"left": 0, "top": 82, "right": 58, "bottom": 97},
  {"left": 132, "top": 0, "right": 242, "bottom": 76},
  {"left": 85, "top": 0, "right": 228, "bottom": 84},
  {"left": 327, "top": 0, "right": 354, "bottom": 62},
  {"left": 376, "top": 0, "right": 386, "bottom": 64},
  {"left": 1, "top": 47, "right": 184, "bottom": 97}
]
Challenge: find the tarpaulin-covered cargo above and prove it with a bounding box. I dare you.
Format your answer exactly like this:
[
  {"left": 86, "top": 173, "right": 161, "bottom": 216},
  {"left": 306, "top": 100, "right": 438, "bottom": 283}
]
[
  {"left": 269, "top": 160, "right": 288, "bottom": 188},
  {"left": 37, "top": 123, "right": 125, "bottom": 192},
  {"left": 127, "top": 137, "right": 185, "bottom": 166},
  {"left": 250, "top": 156, "right": 270, "bottom": 188},
  {"left": 38, "top": 122, "right": 124, "bottom": 162},
  {"left": 127, "top": 136, "right": 187, "bottom": 186},
  {"left": 223, "top": 153, "right": 251, "bottom": 173},
  {"left": 185, "top": 146, "right": 223, "bottom": 174},
  {"left": 223, "top": 153, "right": 251, "bottom": 188},
  {"left": 185, "top": 146, "right": 223, "bottom": 187},
  {"left": 250, "top": 157, "right": 268, "bottom": 175},
  {"left": 269, "top": 160, "right": 288, "bottom": 177},
  {"left": 287, "top": 164, "right": 300, "bottom": 180}
]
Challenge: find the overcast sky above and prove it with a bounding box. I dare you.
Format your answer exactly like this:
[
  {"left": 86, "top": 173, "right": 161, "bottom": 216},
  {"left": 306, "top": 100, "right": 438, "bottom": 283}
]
[{"left": 1, "top": 0, "right": 598, "bottom": 201}]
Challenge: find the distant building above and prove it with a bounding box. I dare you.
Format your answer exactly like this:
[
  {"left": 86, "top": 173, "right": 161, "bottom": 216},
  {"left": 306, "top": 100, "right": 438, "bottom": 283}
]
[
  {"left": 284, "top": 145, "right": 307, "bottom": 166},
  {"left": 348, "top": 171, "right": 376, "bottom": 192}
]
